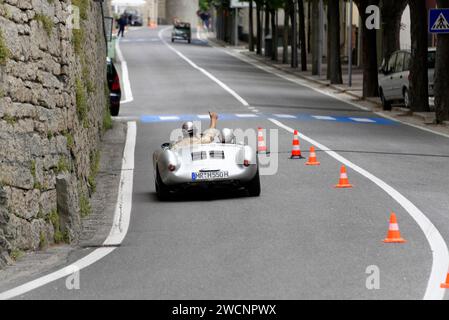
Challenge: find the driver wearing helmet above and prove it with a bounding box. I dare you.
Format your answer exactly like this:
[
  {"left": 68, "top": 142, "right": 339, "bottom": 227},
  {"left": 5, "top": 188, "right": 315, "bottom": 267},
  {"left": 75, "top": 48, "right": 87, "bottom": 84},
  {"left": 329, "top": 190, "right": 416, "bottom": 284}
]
[
  {"left": 172, "top": 112, "right": 220, "bottom": 148},
  {"left": 219, "top": 128, "right": 235, "bottom": 144}
]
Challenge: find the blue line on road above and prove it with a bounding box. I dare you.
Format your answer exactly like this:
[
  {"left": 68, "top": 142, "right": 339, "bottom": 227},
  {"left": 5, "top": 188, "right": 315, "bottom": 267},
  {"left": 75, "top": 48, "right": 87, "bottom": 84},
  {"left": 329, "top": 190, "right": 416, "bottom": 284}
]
[{"left": 138, "top": 113, "right": 397, "bottom": 125}]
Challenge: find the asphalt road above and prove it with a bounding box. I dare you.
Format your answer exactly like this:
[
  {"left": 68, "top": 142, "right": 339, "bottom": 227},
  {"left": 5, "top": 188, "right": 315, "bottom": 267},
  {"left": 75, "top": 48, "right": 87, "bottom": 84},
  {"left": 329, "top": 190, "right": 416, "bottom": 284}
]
[{"left": 7, "top": 26, "right": 449, "bottom": 299}]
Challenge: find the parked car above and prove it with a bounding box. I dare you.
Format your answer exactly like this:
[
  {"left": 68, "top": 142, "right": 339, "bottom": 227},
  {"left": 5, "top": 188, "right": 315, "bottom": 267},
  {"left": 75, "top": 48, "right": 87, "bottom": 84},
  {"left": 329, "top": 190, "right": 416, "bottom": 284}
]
[
  {"left": 378, "top": 48, "right": 436, "bottom": 110},
  {"left": 106, "top": 57, "right": 121, "bottom": 116},
  {"left": 124, "top": 10, "right": 143, "bottom": 26},
  {"left": 171, "top": 22, "right": 191, "bottom": 43}
]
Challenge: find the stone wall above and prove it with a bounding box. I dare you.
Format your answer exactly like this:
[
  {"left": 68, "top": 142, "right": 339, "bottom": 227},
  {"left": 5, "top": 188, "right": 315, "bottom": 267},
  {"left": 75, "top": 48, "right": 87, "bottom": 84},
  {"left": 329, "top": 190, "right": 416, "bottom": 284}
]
[{"left": 0, "top": 0, "right": 109, "bottom": 267}]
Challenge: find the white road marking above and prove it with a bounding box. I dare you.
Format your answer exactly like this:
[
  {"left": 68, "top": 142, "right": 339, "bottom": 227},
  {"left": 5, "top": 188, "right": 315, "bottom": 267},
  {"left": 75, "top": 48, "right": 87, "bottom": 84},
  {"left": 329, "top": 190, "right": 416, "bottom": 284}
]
[
  {"left": 274, "top": 114, "right": 297, "bottom": 119},
  {"left": 158, "top": 27, "right": 250, "bottom": 107},
  {"left": 251, "top": 109, "right": 259, "bottom": 113},
  {"left": 221, "top": 47, "right": 449, "bottom": 140},
  {"left": 159, "top": 116, "right": 180, "bottom": 121},
  {"left": 0, "top": 122, "right": 137, "bottom": 300},
  {"left": 235, "top": 113, "right": 258, "bottom": 118},
  {"left": 114, "top": 116, "right": 139, "bottom": 121},
  {"left": 269, "top": 118, "right": 448, "bottom": 300},
  {"left": 157, "top": 31, "right": 449, "bottom": 300},
  {"left": 116, "top": 41, "right": 133, "bottom": 104},
  {"left": 350, "top": 117, "right": 376, "bottom": 123},
  {"left": 312, "top": 115, "right": 337, "bottom": 121}
]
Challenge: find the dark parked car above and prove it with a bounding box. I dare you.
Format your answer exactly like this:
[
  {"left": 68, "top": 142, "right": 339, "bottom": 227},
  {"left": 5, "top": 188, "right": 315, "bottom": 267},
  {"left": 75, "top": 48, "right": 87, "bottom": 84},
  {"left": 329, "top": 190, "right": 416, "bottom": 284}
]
[
  {"left": 124, "top": 10, "right": 143, "bottom": 26},
  {"left": 107, "top": 57, "right": 121, "bottom": 116},
  {"left": 172, "top": 22, "right": 191, "bottom": 43}
]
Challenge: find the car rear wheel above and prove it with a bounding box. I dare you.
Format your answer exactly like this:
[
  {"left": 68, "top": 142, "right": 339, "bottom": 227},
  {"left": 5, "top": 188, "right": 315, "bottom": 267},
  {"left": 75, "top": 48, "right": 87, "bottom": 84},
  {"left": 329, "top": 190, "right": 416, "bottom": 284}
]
[
  {"left": 379, "top": 88, "right": 391, "bottom": 111},
  {"left": 171, "top": 38, "right": 174, "bottom": 43},
  {"left": 246, "top": 169, "right": 261, "bottom": 197},
  {"left": 155, "top": 169, "right": 170, "bottom": 201}
]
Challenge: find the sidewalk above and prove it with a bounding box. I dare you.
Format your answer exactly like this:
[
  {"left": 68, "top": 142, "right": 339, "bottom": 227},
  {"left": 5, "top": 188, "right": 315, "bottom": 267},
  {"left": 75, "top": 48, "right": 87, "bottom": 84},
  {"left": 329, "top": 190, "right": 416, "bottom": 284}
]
[{"left": 208, "top": 37, "right": 449, "bottom": 138}]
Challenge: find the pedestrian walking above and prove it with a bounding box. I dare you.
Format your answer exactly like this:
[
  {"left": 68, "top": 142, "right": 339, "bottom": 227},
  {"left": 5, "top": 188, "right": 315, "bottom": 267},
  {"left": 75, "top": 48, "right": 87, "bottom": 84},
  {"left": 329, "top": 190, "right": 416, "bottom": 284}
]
[{"left": 117, "top": 14, "right": 127, "bottom": 38}]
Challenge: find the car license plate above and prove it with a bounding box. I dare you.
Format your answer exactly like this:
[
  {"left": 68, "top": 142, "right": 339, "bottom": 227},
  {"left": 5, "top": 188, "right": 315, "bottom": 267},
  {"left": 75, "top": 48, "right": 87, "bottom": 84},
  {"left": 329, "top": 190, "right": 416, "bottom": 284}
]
[{"left": 192, "top": 171, "right": 229, "bottom": 181}]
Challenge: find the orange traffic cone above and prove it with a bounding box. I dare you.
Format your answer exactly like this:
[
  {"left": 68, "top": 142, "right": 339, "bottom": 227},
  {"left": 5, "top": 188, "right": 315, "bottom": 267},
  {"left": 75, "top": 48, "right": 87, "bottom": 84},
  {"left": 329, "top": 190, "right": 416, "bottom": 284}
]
[
  {"left": 305, "top": 146, "right": 320, "bottom": 166},
  {"left": 290, "top": 130, "right": 303, "bottom": 159},
  {"left": 441, "top": 268, "right": 449, "bottom": 289},
  {"left": 335, "top": 165, "right": 353, "bottom": 188},
  {"left": 383, "top": 212, "right": 406, "bottom": 243},
  {"left": 257, "top": 127, "right": 267, "bottom": 153}
]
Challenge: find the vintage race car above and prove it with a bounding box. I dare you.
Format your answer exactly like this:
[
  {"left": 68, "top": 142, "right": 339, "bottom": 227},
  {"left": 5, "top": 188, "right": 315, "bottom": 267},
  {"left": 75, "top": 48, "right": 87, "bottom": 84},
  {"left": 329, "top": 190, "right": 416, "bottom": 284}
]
[{"left": 152, "top": 142, "right": 261, "bottom": 200}]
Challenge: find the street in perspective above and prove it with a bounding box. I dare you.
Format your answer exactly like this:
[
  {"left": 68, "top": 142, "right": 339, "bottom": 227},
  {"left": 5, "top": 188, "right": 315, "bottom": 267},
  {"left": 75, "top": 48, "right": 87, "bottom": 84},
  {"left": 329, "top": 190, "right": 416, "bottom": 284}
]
[{"left": 1, "top": 0, "right": 449, "bottom": 307}]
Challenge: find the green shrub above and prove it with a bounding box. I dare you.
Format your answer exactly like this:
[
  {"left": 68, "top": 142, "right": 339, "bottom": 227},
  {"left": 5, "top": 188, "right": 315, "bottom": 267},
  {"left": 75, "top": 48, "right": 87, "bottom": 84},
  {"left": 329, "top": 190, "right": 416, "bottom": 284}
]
[
  {"left": 0, "top": 30, "right": 10, "bottom": 65},
  {"left": 75, "top": 78, "right": 87, "bottom": 123},
  {"left": 39, "top": 232, "right": 47, "bottom": 250},
  {"left": 34, "top": 14, "right": 54, "bottom": 36},
  {"left": 64, "top": 131, "right": 74, "bottom": 149},
  {"left": 56, "top": 157, "right": 70, "bottom": 173},
  {"left": 72, "top": 0, "right": 89, "bottom": 20},
  {"left": 72, "top": 29, "right": 84, "bottom": 56},
  {"left": 10, "top": 249, "right": 24, "bottom": 261},
  {"left": 79, "top": 194, "right": 91, "bottom": 218}
]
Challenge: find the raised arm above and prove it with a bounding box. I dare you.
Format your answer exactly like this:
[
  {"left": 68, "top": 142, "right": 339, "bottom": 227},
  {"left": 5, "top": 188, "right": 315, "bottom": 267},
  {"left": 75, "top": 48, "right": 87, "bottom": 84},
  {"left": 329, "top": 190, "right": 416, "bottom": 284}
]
[{"left": 208, "top": 112, "right": 218, "bottom": 129}]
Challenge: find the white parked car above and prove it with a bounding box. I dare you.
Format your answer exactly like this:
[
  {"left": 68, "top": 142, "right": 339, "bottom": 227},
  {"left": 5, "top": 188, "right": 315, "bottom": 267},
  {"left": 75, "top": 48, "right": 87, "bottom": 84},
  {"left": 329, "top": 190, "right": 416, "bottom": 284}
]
[{"left": 378, "top": 48, "right": 436, "bottom": 110}]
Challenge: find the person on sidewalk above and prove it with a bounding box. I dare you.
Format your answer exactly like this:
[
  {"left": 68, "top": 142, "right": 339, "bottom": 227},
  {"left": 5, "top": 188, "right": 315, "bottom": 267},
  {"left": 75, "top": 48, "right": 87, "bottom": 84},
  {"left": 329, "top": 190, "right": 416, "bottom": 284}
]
[{"left": 117, "top": 14, "right": 127, "bottom": 38}]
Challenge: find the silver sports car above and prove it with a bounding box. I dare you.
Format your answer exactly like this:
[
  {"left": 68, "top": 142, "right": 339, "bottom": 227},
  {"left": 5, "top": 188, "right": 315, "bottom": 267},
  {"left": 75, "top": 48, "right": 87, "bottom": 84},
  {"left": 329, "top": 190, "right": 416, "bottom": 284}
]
[{"left": 153, "top": 142, "right": 261, "bottom": 200}]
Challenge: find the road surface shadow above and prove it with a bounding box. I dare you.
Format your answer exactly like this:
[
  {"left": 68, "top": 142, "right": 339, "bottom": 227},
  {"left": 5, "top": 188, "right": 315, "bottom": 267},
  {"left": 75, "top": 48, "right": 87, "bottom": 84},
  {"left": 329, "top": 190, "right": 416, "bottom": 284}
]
[{"left": 148, "top": 188, "right": 250, "bottom": 203}]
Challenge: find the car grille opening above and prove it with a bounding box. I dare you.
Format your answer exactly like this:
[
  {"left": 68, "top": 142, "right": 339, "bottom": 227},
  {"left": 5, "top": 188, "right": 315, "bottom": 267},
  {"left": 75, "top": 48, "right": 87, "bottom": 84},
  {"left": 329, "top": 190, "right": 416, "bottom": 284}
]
[
  {"left": 191, "top": 151, "right": 207, "bottom": 161},
  {"left": 209, "top": 151, "right": 225, "bottom": 159}
]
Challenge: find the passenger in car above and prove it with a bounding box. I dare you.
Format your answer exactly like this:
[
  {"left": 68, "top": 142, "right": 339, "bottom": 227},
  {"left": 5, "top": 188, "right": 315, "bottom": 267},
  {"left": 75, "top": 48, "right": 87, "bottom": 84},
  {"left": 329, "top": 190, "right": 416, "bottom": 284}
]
[{"left": 172, "top": 112, "right": 220, "bottom": 148}]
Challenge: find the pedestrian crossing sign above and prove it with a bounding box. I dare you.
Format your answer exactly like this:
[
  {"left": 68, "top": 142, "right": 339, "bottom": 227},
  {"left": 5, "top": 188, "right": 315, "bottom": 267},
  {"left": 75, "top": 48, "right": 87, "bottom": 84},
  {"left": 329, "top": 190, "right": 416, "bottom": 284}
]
[{"left": 429, "top": 9, "right": 449, "bottom": 34}]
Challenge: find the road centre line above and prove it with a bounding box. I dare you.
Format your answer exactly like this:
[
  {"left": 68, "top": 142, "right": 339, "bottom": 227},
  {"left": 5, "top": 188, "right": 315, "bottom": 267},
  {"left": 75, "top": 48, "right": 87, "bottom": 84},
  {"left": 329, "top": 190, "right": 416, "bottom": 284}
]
[
  {"left": 158, "top": 27, "right": 449, "bottom": 299},
  {"left": 158, "top": 27, "right": 249, "bottom": 107},
  {"left": 0, "top": 122, "right": 137, "bottom": 300}
]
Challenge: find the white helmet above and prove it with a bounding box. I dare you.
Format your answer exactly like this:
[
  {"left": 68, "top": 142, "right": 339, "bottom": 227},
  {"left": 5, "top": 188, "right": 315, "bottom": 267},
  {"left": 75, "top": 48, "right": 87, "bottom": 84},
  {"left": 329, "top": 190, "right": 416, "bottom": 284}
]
[
  {"left": 182, "top": 121, "right": 196, "bottom": 137},
  {"left": 220, "top": 128, "right": 235, "bottom": 144}
]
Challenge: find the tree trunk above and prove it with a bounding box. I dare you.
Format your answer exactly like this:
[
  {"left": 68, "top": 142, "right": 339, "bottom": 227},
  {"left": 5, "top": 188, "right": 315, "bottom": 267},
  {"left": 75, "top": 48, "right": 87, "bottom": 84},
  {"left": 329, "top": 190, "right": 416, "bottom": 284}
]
[
  {"left": 283, "top": 2, "right": 290, "bottom": 64},
  {"left": 409, "top": 0, "right": 429, "bottom": 112},
  {"left": 264, "top": 5, "right": 270, "bottom": 57},
  {"left": 327, "top": 3, "right": 331, "bottom": 80},
  {"left": 291, "top": 0, "right": 299, "bottom": 68},
  {"left": 271, "top": 9, "right": 278, "bottom": 61},
  {"left": 355, "top": 0, "right": 380, "bottom": 97},
  {"left": 311, "top": 0, "right": 320, "bottom": 75},
  {"left": 256, "top": 2, "right": 262, "bottom": 55},
  {"left": 328, "top": 0, "right": 342, "bottom": 84},
  {"left": 435, "top": 0, "right": 449, "bottom": 122},
  {"left": 298, "top": 0, "right": 307, "bottom": 70},
  {"left": 307, "top": 0, "right": 311, "bottom": 54},
  {"left": 249, "top": 0, "right": 254, "bottom": 52},
  {"left": 381, "top": 0, "right": 407, "bottom": 60}
]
